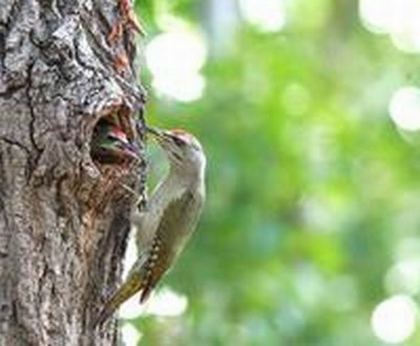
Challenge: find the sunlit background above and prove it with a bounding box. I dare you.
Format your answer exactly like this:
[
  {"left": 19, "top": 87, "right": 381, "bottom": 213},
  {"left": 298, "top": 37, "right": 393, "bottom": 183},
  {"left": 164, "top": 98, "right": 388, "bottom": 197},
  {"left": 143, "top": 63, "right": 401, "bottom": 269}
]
[{"left": 121, "top": 0, "right": 420, "bottom": 344}]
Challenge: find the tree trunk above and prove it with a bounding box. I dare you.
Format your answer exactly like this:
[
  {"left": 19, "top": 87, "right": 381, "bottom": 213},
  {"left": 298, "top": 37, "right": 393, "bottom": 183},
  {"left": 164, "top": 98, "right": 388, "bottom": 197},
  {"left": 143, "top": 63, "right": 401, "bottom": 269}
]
[{"left": 0, "top": 0, "right": 146, "bottom": 344}]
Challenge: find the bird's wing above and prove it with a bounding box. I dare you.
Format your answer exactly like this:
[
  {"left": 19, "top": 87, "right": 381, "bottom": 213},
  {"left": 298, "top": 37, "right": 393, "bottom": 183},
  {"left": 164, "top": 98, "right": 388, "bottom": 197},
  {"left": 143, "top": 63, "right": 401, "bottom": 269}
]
[
  {"left": 156, "top": 189, "right": 204, "bottom": 248},
  {"left": 138, "top": 190, "right": 204, "bottom": 302},
  {"left": 94, "top": 190, "right": 204, "bottom": 324}
]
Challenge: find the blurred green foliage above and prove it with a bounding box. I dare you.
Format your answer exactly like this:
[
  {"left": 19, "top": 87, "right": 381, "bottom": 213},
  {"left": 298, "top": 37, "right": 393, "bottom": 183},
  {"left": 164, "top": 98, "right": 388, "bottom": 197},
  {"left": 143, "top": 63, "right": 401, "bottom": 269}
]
[{"left": 131, "top": 0, "right": 420, "bottom": 345}]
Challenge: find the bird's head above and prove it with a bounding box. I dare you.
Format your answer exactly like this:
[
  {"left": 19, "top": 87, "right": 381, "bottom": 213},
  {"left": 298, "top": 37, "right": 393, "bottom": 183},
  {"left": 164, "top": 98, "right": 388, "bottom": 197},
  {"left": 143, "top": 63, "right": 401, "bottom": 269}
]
[
  {"left": 91, "top": 123, "right": 139, "bottom": 164},
  {"left": 147, "top": 126, "right": 206, "bottom": 177}
]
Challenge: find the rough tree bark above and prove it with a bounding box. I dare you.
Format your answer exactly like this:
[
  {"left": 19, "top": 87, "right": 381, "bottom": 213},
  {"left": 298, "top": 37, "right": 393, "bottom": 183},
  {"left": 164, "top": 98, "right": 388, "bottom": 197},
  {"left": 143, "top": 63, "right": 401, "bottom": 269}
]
[{"left": 0, "top": 0, "right": 146, "bottom": 344}]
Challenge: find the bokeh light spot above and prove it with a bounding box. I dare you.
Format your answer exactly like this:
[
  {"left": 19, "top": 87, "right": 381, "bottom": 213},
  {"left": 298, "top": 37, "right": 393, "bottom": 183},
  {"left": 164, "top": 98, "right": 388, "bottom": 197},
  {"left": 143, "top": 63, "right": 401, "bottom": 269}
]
[
  {"left": 358, "top": 0, "right": 396, "bottom": 34},
  {"left": 239, "top": 0, "right": 286, "bottom": 32},
  {"left": 152, "top": 74, "right": 205, "bottom": 103},
  {"left": 121, "top": 323, "right": 142, "bottom": 346},
  {"left": 371, "top": 295, "right": 417, "bottom": 344},
  {"left": 359, "top": 0, "right": 420, "bottom": 52},
  {"left": 120, "top": 287, "right": 188, "bottom": 319},
  {"left": 122, "top": 230, "right": 138, "bottom": 279},
  {"left": 120, "top": 286, "right": 188, "bottom": 320},
  {"left": 145, "top": 287, "right": 188, "bottom": 317},
  {"left": 389, "top": 0, "right": 420, "bottom": 53},
  {"left": 385, "top": 259, "right": 420, "bottom": 295},
  {"left": 389, "top": 86, "right": 420, "bottom": 131},
  {"left": 145, "top": 30, "right": 207, "bottom": 102}
]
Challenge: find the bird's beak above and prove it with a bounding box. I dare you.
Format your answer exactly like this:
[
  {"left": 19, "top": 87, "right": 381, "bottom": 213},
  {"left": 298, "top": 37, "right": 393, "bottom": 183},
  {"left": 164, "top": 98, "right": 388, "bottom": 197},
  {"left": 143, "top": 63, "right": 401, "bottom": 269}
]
[
  {"left": 146, "top": 126, "right": 172, "bottom": 141},
  {"left": 146, "top": 126, "right": 178, "bottom": 156},
  {"left": 145, "top": 125, "right": 164, "bottom": 137}
]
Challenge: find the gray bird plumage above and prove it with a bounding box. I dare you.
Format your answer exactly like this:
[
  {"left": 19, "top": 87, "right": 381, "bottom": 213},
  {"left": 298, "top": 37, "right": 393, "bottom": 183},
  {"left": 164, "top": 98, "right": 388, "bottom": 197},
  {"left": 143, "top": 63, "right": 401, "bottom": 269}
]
[{"left": 95, "top": 126, "right": 206, "bottom": 326}]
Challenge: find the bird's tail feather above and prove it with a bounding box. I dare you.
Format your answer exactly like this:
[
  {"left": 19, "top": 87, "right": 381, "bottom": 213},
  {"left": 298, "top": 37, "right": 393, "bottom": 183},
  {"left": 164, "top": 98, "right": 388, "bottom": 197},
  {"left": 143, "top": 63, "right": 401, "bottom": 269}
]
[{"left": 94, "top": 271, "right": 143, "bottom": 327}]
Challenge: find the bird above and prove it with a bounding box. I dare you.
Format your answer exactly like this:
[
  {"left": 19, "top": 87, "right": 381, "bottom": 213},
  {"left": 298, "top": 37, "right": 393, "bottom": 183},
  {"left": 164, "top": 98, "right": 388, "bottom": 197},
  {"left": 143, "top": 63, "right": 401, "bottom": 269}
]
[
  {"left": 91, "top": 120, "right": 139, "bottom": 164},
  {"left": 95, "top": 126, "right": 206, "bottom": 325}
]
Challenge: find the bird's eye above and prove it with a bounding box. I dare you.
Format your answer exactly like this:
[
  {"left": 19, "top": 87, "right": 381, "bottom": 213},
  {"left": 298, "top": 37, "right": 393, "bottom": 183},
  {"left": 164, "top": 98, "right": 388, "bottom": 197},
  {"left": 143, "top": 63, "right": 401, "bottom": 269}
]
[{"left": 172, "top": 136, "right": 186, "bottom": 147}]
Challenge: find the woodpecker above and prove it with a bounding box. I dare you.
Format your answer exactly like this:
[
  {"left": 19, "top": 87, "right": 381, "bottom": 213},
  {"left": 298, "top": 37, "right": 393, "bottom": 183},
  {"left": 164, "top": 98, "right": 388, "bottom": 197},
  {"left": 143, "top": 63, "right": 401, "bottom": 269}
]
[
  {"left": 95, "top": 126, "right": 206, "bottom": 325},
  {"left": 91, "top": 123, "right": 139, "bottom": 164},
  {"left": 91, "top": 120, "right": 139, "bottom": 164}
]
